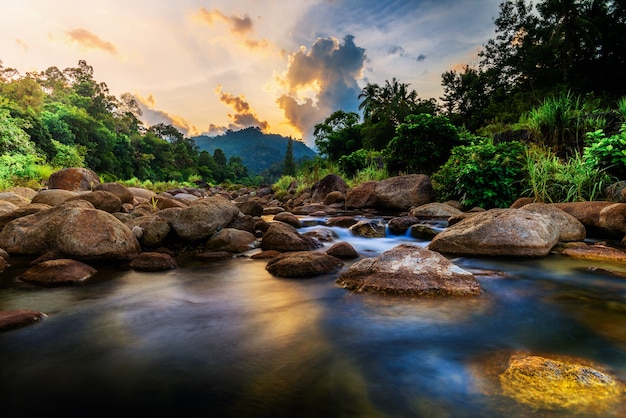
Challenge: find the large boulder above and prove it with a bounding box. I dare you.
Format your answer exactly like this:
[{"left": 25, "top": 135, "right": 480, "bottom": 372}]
[
  {"left": 310, "top": 174, "right": 348, "bottom": 203},
  {"left": 0, "top": 191, "right": 30, "bottom": 206},
  {"left": 169, "top": 196, "right": 240, "bottom": 242},
  {"left": 428, "top": 209, "right": 560, "bottom": 257},
  {"left": 373, "top": 175, "right": 433, "bottom": 212},
  {"left": 67, "top": 190, "right": 123, "bottom": 213},
  {"left": 94, "top": 182, "right": 134, "bottom": 204},
  {"left": 553, "top": 201, "right": 626, "bottom": 238},
  {"left": 0, "top": 200, "right": 140, "bottom": 261},
  {"left": 47, "top": 167, "right": 100, "bottom": 191},
  {"left": 266, "top": 251, "right": 343, "bottom": 278},
  {"left": 261, "top": 222, "right": 322, "bottom": 252},
  {"left": 409, "top": 202, "right": 463, "bottom": 220},
  {"left": 205, "top": 228, "right": 256, "bottom": 253},
  {"left": 500, "top": 353, "right": 623, "bottom": 414},
  {"left": 0, "top": 203, "right": 51, "bottom": 231},
  {"left": 0, "top": 200, "right": 18, "bottom": 216},
  {"left": 520, "top": 202, "right": 586, "bottom": 242},
  {"left": 125, "top": 215, "right": 172, "bottom": 249},
  {"left": 31, "top": 189, "right": 78, "bottom": 207},
  {"left": 19, "top": 259, "right": 97, "bottom": 286},
  {"left": 336, "top": 243, "right": 480, "bottom": 296},
  {"left": 345, "top": 181, "right": 377, "bottom": 209}
]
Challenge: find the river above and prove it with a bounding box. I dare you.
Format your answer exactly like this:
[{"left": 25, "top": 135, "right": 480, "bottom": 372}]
[{"left": 2, "top": 216, "right": 626, "bottom": 417}]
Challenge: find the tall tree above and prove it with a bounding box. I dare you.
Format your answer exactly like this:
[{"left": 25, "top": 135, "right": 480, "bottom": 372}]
[{"left": 283, "top": 138, "right": 296, "bottom": 176}]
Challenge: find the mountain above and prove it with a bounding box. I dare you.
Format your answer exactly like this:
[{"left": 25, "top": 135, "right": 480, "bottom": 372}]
[{"left": 192, "top": 127, "right": 317, "bottom": 175}]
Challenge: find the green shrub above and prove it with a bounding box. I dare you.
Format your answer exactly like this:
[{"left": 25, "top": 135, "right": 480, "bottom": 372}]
[
  {"left": 525, "top": 146, "right": 611, "bottom": 202},
  {"left": 583, "top": 123, "right": 626, "bottom": 179},
  {"left": 432, "top": 139, "right": 527, "bottom": 208},
  {"left": 383, "top": 114, "right": 460, "bottom": 175}
]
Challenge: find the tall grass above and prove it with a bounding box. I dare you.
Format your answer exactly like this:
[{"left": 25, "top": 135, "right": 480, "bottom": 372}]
[{"left": 523, "top": 145, "right": 611, "bottom": 203}]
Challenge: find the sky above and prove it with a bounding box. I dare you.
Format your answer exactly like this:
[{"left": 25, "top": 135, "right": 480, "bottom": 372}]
[{"left": 1, "top": 0, "right": 503, "bottom": 148}]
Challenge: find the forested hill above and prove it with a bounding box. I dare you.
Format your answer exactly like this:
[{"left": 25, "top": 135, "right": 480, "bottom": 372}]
[{"left": 193, "top": 127, "right": 317, "bottom": 175}]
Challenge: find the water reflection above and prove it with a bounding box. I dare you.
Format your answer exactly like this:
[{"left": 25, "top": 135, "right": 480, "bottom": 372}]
[{"left": 2, "top": 223, "right": 626, "bottom": 416}]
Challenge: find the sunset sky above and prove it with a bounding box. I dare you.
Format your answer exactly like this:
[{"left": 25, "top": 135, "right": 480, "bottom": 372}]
[{"left": 1, "top": 0, "right": 503, "bottom": 147}]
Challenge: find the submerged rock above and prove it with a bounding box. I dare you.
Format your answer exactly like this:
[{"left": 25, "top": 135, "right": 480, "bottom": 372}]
[
  {"left": 0, "top": 310, "right": 47, "bottom": 332},
  {"left": 261, "top": 222, "right": 322, "bottom": 252},
  {"left": 336, "top": 243, "right": 480, "bottom": 296},
  {"left": 500, "top": 353, "right": 624, "bottom": 414},
  {"left": 130, "top": 252, "right": 178, "bottom": 271},
  {"left": 19, "top": 259, "right": 97, "bottom": 286}
]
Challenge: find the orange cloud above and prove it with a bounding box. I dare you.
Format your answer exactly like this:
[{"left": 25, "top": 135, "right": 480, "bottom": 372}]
[
  {"left": 191, "top": 8, "right": 272, "bottom": 52},
  {"left": 15, "top": 38, "right": 28, "bottom": 51},
  {"left": 212, "top": 85, "right": 269, "bottom": 132},
  {"left": 134, "top": 94, "right": 200, "bottom": 137},
  {"left": 65, "top": 28, "right": 118, "bottom": 55}
]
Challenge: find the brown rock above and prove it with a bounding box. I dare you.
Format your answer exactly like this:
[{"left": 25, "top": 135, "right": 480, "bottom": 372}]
[
  {"left": 0, "top": 200, "right": 18, "bottom": 216},
  {"left": 520, "top": 202, "right": 586, "bottom": 242},
  {"left": 0, "top": 192, "right": 30, "bottom": 206},
  {"left": 428, "top": 209, "right": 559, "bottom": 257},
  {"left": 324, "top": 191, "right": 345, "bottom": 205},
  {"left": 130, "top": 252, "right": 177, "bottom": 271},
  {"left": 68, "top": 190, "right": 122, "bottom": 213},
  {"left": 266, "top": 251, "right": 343, "bottom": 278},
  {"left": 0, "top": 256, "right": 8, "bottom": 273},
  {"left": 169, "top": 196, "right": 240, "bottom": 242},
  {"left": 372, "top": 174, "right": 433, "bottom": 211},
  {"left": 345, "top": 181, "right": 377, "bottom": 209},
  {"left": 349, "top": 219, "right": 386, "bottom": 238},
  {"left": 325, "top": 216, "right": 358, "bottom": 228},
  {"left": 336, "top": 243, "right": 480, "bottom": 296},
  {"left": 273, "top": 211, "right": 302, "bottom": 228},
  {"left": 310, "top": 174, "right": 348, "bottom": 203},
  {"left": 553, "top": 201, "right": 626, "bottom": 238},
  {"left": 48, "top": 167, "right": 100, "bottom": 191},
  {"left": 205, "top": 228, "right": 256, "bottom": 253},
  {"left": 261, "top": 222, "right": 322, "bottom": 252},
  {"left": 19, "top": 259, "right": 97, "bottom": 286},
  {"left": 126, "top": 215, "right": 172, "bottom": 249},
  {"left": 561, "top": 243, "right": 626, "bottom": 262},
  {"left": 251, "top": 250, "right": 281, "bottom": 259},
  {"left": 0, "top": 310, "right": 47, "bottom": 332},
  {"left": 94, "top": 182, "right": 134, "bottom": 204},
  {"left": 409, "top": 202, "right": 463, "bottom": 220},
  {"left": 387, "top": 216, "right": 419, "bottom": 235},
  {"left": 326, "top": 242, "right": 359, "bottom": 259},
  {"left": 31, "top": 189, "right": 79, "bottom": 206}
]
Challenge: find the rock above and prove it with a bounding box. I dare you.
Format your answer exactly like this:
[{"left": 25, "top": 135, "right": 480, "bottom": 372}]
[
  {"left": 291, "top": 204, "right": 331, "bottom": 215},
  {"left": 324, "top": 191, "right": 345, "bottom": 205},
  {"left": 310, "top": 174, "right": 348, "bottom": 203},
  {"left": 521, "top": 202, "right": 586, "bottom": 242},
  {"left": 262, "top": 206, "right": 285, "bottom": 215},
  {"left": 500, "top": 353, "right": 623, "bottom": 414},
  {"left": 553, "top": 201, "right": 626, "bottom": 238},
  {"left": 0, "top": 310, "right": 47, "bottom": 332},
  {"left": 169, "top": 196, "right": 240, "bottom": 242},
  {"left": 273, "top": 211, "right": 302, "bottom": 228},
  {"left": 409, "top": 224, "right": 441, "bottom": 240},
  {"left": 130, "top": 252, "right": 178, "bottom": 271},
  {"left": 0, "top": 191, "right": 30, "bottom": 206},
  {"left": 409, "top": 202, "right": 463, "bottom": 220},
  {"left": 67, "top": 190, "right": 122, "bottom": 213},
  {"left": 349, "top": 219, "right": 386, "bottom": 238},
  {"left": 387, "top": 216, "right": 419, "bottom": 235},
  {"left": 326, "top": 242, "right": 359, "bottom": 259},
  {"left": 6, "top": 187, "right": 38, "bottom": 200},
  {"left": 428, "top": 209, "right": 560, "bottom": 257},
  {"left": 0, "top": 256, "right": 8, "bottom": 273},
  {"left": 154, "top": 195, "right": 188, "bottom": 210},
  {"left": 509, "top": 197, "right": 537, "bottom": 209},
  {"left": 205, "top": 228, "right": 256, "bottom": 253},
  {"left": 0, "top": 247, "right": 8, "bottom": 261},
  {"left": 345, "top": 181, "right": 377, "bottom": 209},
  {"left": 126, "top": 215, "right": 172, "bottom": 249},
  {"left": 336, "top": 243, "right": 480, "bottom": 296},
  {"left": 31, "top": 189, "right": 79, "bottom": 207},
  {"left": 372, "top": 175, "right": 433, "bottom": 212},
  {"left": 251, "top": 250, "right": 281, "bottom": 259},
  {"left": 236, "top": 200, "right": 264, "bottom": 217},
  {"left": 0, "top": 204, "right": 52, "bottom": 231},
  {"left": 19, "top": 259, "right": 97, "bottom": 286},
  {"left": 266, "top": 251, "right": 343, "bottom": 278},
  {"left": 325, "top": 216, "right": 358, "bottom": 228},
  {"left": 303, "top": 228, "right": 336, "bottom": 242},
  {"left": 127, "top": 187, "right": 157, "bottom": 201},
  {"left": 48, "top": 167, "right": 100, "bottom": 191},
  {"left": 226, "top": 214, "right": 256, "bottom": 234},
  {"left": 0, "top": 200, "right": 18, "bottom": 216},
  {"left": 561, "top": 243, "right": 626, "bottom": 262},
  {"left": 261, "top": 222, "right": 323, "bottom": 252},
  {"left": 94, "top": 182, "right": 134, "bottom": 204},
  {"left": 0, "top": 200, "right": 141, "bottom": 261}
]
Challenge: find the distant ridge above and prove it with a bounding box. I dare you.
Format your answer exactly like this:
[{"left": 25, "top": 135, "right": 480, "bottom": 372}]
[{"left": 192, "top": 127, "right": 317, "bottom": 175}]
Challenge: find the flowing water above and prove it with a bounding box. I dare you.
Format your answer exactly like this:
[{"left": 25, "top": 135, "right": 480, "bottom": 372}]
[{"left": 2, "top": 216, "right": 626, "bottom": 417}]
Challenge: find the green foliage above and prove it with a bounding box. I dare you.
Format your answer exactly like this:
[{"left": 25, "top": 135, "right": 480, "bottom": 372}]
[
  {"left": 283, "top": 139, "right": 296, "bottom": 176},
  {"left": 272, "top": 175, "right": 297, "bottom": 200},
  {"left": 432, "top": 139, "right": 527, "bottom": 208},
  {"left": 0, "top": 108, "right": 36, "bottom": 155},
  {"left": 583, "top": 123, "right": 626, "bottom": 179},
  {"left": 524, "top": 145, "right": 611, "bottom": 203},
  {"left": 50, "top": 139, "right": 85, "bottom": 168},
  {"left": 0, "top": 153, "right": 44, "bottom": 190},
  {"left": 383, "top": 114, "right": 460, "bottom": 175},
  {"left": 618, "top": 96, "right": 626, "bottom": 122},
  {"left": 314, "top": 110, "right": 362, "bottom": 160}
]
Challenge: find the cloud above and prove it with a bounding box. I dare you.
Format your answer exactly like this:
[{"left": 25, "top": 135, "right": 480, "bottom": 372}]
[
  {"left": 204, "top": 85, "right": 269, "bottom": 134},
  {"left": 417, "top": 54, "right": 426, "bottom": 62},
  {"left": 65, "top": 28, "right": 118, "bottom": 55},
  {"left": 191, "top": 7, "right": 271, "bottom": 52},
  {"left": 277, "top": 35, "right": 366, "bottom": 147},
  {"left": 15, "top": 38, "right": 28, "bottom": 51},
  {"left": 134, "top": 94, "right": 200, "bottom": 137}
]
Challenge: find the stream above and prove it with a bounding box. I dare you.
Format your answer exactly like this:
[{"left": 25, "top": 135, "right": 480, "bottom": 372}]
[{"left": 2, "top": 215, "right": 626, "bottom": 417}]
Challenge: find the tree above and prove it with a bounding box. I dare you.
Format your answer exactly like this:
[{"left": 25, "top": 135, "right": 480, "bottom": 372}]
[
  {"left": 383, "top": 114, "right": 460, "bottom": 175},
  {"left": 283, "top": 138, "right": 296, "bottom": 176},
  {"left": 314, "top": 110, "right": 363, "bottom": 160}
]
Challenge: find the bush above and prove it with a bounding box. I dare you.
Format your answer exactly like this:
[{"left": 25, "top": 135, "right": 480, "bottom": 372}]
[
  {"left": 383, "top": 114, "right": 460, "bottom": 175},
  {"left": 525, "top": 146, "right": 611, "bottom": 202},
  {"left": 432, "top": 139, "right": 527, "bottom": 208},
  {"left": 583, "top": 123, "right": 626, "bottom": 179}
]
